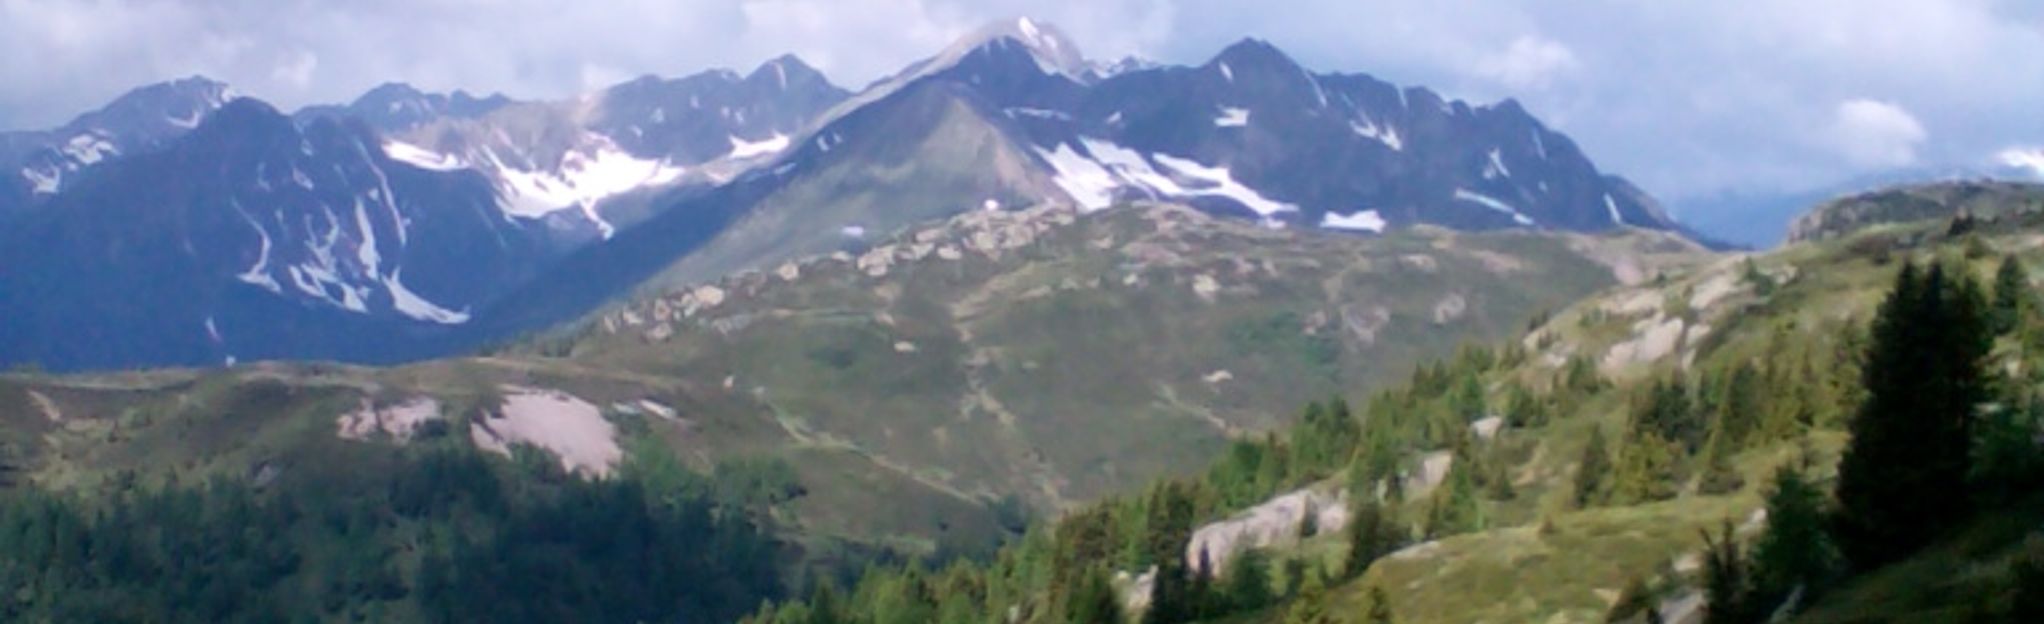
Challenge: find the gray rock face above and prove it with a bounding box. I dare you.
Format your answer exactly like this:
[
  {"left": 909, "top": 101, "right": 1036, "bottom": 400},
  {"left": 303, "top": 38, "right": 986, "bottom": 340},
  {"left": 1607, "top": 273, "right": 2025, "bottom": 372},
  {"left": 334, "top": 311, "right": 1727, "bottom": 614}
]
[{"left": 1184, "top": 487, "right": 1350, "bottom": 576}]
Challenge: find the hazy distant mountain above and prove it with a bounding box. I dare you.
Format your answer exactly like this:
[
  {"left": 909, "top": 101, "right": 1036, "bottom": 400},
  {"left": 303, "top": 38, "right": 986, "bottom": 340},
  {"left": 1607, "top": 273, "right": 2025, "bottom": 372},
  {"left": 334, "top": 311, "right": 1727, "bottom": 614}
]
[
  {"left": 0, "top": 99, "right": 559, "bottom": 370},
  {"left": 293, "top": 82, "right": 513, "bottom": 132},
  {"left": 0, "top": 76, "right": 235, "bottom": 219},
  {"left": 0, "top": 18, "right": 1677, "bottom": 372},
  {"left": 1677, "top": 154, "right": 2044, "bottom": 249}
]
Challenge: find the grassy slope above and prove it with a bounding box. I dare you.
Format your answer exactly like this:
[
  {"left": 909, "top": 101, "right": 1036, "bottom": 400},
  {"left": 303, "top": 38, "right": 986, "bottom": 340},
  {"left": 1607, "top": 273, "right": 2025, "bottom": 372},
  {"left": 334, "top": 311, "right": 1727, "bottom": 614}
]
[
  {"left": 1249, "top": 188, "right": 2044, "bottom": 623},
  {"left": 561, "top": 204, "right": 1706, "bottom": 511}
]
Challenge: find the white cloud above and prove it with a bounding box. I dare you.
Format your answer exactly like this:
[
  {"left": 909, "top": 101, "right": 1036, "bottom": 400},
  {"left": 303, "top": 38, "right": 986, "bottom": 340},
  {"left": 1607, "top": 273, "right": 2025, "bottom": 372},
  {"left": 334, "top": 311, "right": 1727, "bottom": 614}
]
[
  {"left": 1475, "top": 35, "right": 1577, "bottom": 90},
  {"left": 2001, "top": 147, "right": 2044, "bottom": 180},
  {"left": 1821, "top": 99, "right": 1928, "bottom": 168},
  {"left": 271, "top": 51, "right": 318, "bottom": 90}
]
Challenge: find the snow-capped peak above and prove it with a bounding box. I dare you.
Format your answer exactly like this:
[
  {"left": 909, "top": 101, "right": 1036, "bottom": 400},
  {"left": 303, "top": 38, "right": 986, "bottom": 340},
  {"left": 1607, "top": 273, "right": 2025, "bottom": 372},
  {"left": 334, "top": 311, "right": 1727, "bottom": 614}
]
[
  {"left": 808, "top": 17, "right": 1089, "bottom": 131},
  {"left": 1092, "top": 55, "right": 1162, "bottom": 79},
  {"left": 954, "top": 17, "right": 1090, "bottom": 78}
]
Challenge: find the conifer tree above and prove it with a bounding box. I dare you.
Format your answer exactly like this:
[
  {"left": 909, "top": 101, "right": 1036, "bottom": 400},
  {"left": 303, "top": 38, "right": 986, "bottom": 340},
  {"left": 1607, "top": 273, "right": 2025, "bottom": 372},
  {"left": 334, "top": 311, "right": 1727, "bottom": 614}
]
[
  {"left": 1343, "top": 499, "right": 1393, "bottom": 579},
  {"left": 1504, "top": 382, "right": 1546, "bottom": 428},
  {"left": 1695, "top": 430, "right": 1745, "bottom": 496},
  {"left": 1715, "top": 363, "right": 1764, "bottom": 449},
  {"left": 1573, "top": 426, "right": 1614, "bottom": 508},
  {"left": 805, "top": 582, "right": 845, "bottom": 624},
  {"left": 1065, "top": 565, "right": 1124, "bottom": 624},
  {"left": 1281, "top": 572, "right": 1333, "bottom": 624},
  {"left": 872, "top": 565, "right": 937, "bottom": 624},
  {"left": 1610, "top": 431, "right": 1678, "bottom": 505},
  {"left": 1637, "top": 376, "right": 1704, "bottom": 452},
  {"left": 1834, "top": 261, "right": 1991, "bottom": 569},
  {"left": 1364, "top": 585, "right": 1396, "bottom": 624},
  {"left": 1970, "top": 390, "right": 2044, "bottom": 502},
  {"left": 1994, "top": 253, "right": 2030, "bottom": 335},
  {"left": 1751, "top": 465, "right": 1837, "bottom": 604},
  {"left": 1699, "top": 521, "right": 1752, "bottom": 624},
  {"left": 1425, "top": 458, "right": 1483, "bottom": 538},
  {"left": 1188, "top": 550, "right": 1218, "bottom": 619},
  {"left": 1140, "top": 484, "right": 1197, "bottom": 624},
  {"left": 1450, "top": 374, "right": 1487, "bottom": 420},
  {"left": 1222, "top": 548, "right": 1273, "bottom": 612}
]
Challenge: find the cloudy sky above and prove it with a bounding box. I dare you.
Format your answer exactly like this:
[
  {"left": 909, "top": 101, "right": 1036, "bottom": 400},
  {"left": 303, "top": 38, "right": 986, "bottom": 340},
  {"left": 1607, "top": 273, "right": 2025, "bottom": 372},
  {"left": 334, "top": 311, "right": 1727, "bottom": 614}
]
[{"left": 2, "top": 0, "right": 2041, "bottom": 201}]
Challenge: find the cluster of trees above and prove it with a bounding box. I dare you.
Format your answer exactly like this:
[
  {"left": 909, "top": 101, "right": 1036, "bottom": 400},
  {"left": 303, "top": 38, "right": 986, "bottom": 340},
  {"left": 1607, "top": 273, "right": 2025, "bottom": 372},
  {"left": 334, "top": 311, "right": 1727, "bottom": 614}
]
[
  {"left": 751, "top": 337, "right": 1610, "bottom": 623},
  {"left": 0, "top": 444, "right": 781, "bottom": 622},
  {"left": 1571, "top": 315, "right": 1865, "bottom": 512},
  {"left": 743, "top": 394, "right": 1404, "bottom": 624},
  {"left": 1698, "top": 254, "right": 2044, "bottom": 623}
]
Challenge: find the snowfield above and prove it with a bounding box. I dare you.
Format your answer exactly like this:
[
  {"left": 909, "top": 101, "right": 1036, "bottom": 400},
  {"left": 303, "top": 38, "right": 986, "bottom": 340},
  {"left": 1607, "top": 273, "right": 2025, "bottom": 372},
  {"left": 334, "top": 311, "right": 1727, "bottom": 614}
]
[
  {"left": 470, "top": 387, "right": 622, "bottom": 478},
  {"left": 1213, "top": 107, "right": 1250, "bottom": 127},
  {"left": 1321, "top": 209, "right": 1387, "bottom": 232},
  {"left": 728, "top": 133, "right": 791, "bottom": 159}
]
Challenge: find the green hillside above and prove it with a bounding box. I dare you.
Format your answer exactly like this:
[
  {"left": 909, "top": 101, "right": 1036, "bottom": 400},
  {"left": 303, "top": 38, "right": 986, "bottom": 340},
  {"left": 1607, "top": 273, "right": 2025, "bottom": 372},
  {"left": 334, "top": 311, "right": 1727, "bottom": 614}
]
[{"left": 742, "top": 182, "right": 2044, "bottom": 624}]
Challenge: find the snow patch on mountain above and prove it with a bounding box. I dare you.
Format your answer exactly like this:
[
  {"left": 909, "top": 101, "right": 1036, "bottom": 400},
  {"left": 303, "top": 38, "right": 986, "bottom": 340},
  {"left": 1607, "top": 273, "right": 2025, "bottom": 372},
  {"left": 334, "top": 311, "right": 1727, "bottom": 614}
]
[
  {"left": 1214, "top": 107, "right": 1250, "bottom": 128},
  {"left": 1455, "top": 188, "right": 1535, "bottom": 226},
  {"left": 1604, "top": 193, "right": 1626, "bottom": 226},
  {"left": 384, "top": 269, "right": 470, "bottom": 324},
  {"left": 352, "top": 196, "right": 382, "bottom": 274},
  {"left": 1321, "top": 209, "right": 1386, "bottom": 232},
  {"left": 728, "top": 133, "right": 791, "bottom": 159},
  {"left": 1081, "top": 138, "right": 1186, "bottom": 196},
  {"left": 1151, "top": 154, "right": 1298, "bottom": 217},
  {"left": 489, "top": 138, "right": 684, "bottom": 223},
  {"left": 21, "top": 167, "right": 59, "bottom": 195},
  {"left": 1006, "top": 107, "right": 1072, "bottom": 120},
  {"left": 1485, "top": 147, "right": 1512, "bottom": 179},
  {"left": 1350, "top": 116, "right": 1403, "bottom": 151},
  {"left": 382, "top": 140, "right": 468, "bottom": 171},
  {"left": 167, "top": 109, "right": 205, "bottom": 129},
  {"left": 63, "top": 134, "right": 119, "bottom": 165},
  {"left": 1035, "top": 142, "right": 1120, "bottom": 210},
  {"left": 229, "top": 199, "right": 283, "bottom": 293},
  {"left": 1034, "top": 138, "right": 1299, "bottom": 217}
]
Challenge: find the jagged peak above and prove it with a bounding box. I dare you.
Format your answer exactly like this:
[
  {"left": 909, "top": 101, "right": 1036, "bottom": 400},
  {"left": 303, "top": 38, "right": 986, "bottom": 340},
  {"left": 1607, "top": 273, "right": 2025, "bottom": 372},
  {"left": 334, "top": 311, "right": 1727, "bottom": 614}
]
[
  {"left": 1210, "top": 37, "right": 1294, "bottom": 69},
  {"left": 102, "top": 75, "right": 235, "bottom": 112},
  {"left": 1093, "top": 55, "right": 1161, "bottom": 79},
  {"left": 746, "top": 54, "right": 836, "bottom": 92},
  {"left": 43, "top": 75, "right": 239, "bottom": 138},
  {"left": 345, "top": 83, "right": 441, "bottom": 114},
  {"left": 941, "top": 17, "right": 1090, "bottom": 78},
  {"left": 357, "top": 82, "right": 426, "bottom": 101},
  {"left": 188, "top": 96, "right": 295, "bottom": 140}
]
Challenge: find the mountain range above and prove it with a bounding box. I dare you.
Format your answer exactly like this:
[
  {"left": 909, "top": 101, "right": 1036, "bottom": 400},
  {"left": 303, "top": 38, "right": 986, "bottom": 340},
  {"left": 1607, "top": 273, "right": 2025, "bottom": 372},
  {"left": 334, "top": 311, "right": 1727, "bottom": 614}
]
[{"left": 1, "top": 18, "right": 1680, "bottom": 373}]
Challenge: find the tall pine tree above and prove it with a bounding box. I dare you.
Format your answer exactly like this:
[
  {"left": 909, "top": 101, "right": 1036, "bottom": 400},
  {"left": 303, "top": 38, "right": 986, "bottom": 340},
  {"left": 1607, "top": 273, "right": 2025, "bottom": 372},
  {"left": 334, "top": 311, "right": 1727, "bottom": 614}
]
[
  {"left": 1573, "top": 426, "right": 1614, "bottom": 508},
  {"left": 1751, "top": 465, "right": 1837, "bottom": 605},
  {"left": 1993, "top": 253, "right": 2030, "bottom": 335},
  {"left": 1833, "top": 261, "right": 1991, "bottom": 569}
]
